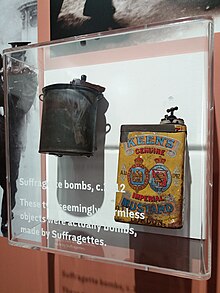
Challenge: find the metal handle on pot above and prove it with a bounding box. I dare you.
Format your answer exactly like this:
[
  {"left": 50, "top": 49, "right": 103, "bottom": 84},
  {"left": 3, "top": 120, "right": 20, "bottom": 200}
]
[
  {"left": 106, "top": 123, "right": 111, "bottom": 134},
  {"left": 39, "top": 94, "right": 44, "bottom": 101}
]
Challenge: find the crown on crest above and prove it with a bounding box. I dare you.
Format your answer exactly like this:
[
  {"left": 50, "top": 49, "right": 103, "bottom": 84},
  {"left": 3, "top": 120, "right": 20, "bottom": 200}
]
[
  {"left": 134, "top": 156, "right": 144, "bottom": 165},
  {"left": 155, "top": 156, "right": 166, "bottom": 164}
]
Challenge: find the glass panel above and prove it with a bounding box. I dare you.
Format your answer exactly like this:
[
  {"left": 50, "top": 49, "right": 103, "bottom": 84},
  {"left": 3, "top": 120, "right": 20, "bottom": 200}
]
[{"left": 3, "top": 17, "right": 213, "bottom": 280}]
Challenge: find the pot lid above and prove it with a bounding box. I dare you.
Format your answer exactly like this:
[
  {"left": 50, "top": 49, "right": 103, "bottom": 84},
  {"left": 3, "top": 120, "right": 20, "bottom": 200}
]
[{"left": 42, "top": 75, "right": 105, "bottom": 94}]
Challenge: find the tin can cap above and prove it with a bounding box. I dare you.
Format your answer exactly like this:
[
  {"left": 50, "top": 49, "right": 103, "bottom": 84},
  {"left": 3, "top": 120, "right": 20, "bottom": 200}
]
[{"left": 160, "top": 106, "right": 185, "bottom": 125}]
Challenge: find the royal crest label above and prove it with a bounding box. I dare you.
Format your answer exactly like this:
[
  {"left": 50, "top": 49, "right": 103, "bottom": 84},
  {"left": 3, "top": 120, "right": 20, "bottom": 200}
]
[{"left": 114, "top": 107, "right": 187, "bottom": 228}]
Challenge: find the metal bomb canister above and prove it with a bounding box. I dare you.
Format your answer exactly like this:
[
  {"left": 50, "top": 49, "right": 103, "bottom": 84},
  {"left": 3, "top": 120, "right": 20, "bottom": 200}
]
[
  {"left": 39, "top": 75, "right": 105, "bottom": 157},
  {"left": 114, "top": 107, "right": 187, "bottom": 228}
]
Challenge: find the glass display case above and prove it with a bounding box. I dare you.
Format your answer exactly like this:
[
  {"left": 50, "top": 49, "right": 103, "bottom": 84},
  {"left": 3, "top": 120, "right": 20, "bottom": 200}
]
[{"left": 3, "top": 17, "right": 213, "bottom": 280}]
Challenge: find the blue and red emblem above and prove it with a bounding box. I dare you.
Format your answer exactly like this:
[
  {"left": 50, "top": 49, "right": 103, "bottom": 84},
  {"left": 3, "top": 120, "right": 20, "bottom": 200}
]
[
  {"left": 127, "top": 156, "right": 149, "bottom": 192},
  {"left": 149, "top": 157, "right": 171, "bottom": 193}
]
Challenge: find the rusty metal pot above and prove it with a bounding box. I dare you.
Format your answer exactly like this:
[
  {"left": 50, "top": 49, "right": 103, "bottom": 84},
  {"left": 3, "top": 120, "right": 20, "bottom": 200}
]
[{"left": 39, "top": 75, "right": 105, "bottom": 156}]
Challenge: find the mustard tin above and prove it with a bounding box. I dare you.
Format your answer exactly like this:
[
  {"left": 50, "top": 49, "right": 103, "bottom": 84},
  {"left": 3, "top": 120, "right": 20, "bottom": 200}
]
[{"left": 114, "top": 107, "right": 187, "bottom": 228}]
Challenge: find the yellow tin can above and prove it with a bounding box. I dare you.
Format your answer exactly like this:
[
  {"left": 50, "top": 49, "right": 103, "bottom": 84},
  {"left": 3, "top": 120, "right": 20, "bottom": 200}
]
[{"left": 114, "top": 107, "right": 187, "bottom": 228}]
